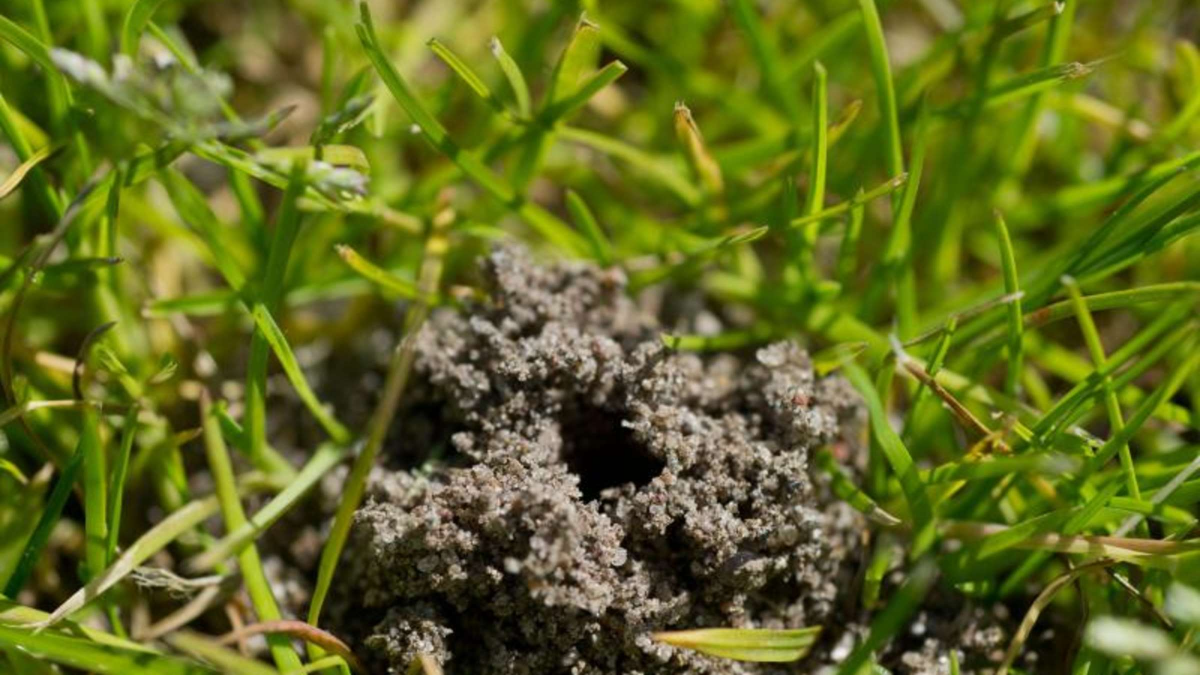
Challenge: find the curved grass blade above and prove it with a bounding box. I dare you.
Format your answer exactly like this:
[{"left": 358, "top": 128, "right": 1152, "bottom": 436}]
[
  {"left": 858, "top": 0, "right": 904, "bottom": 178},
  {"left": 0, "top": 143, "right": 60, "bottom": 200},
  {"left": 0, "top": 624, "right": 209, "bottom": 675},
  {"left": 335, "top": 244, "right": 423, "bottom": 300},
  {"left": 815, "top": 449, "right": 902, "bottom": 527},
  {"left": 2, "top": 444, "right": 84, "bottom": 596},
  {"left": 803, "top": 63, "right": 828, "bottom": 243},
  {"left": 0, "top": 599, "right": 157, "bottom": 653},
  {"left": 997, "top": 559, "right": 1115, "bottom": 675},
  {"left": 565, "top": 190, "right": 614, "bottom": 266},
  {"left": 39, "top": 495, "right": 221, "bottom": 627},
  {"left": 542, "top": 60, "right": 628, "bottom": 122},
  {"left": 120, "top": 0, "right": 166, "bottom": 55},
  {"left": 673, "top": 103, "right": 724, "bottom": 198},
  {"left": 788, "top": 173, "right": 907, "bottom": 229},
  {"left": 838, "top": 559, "right": 937, "bottom": 674},
  {"left": 164, "top": 632, "right": 278, "bottom": 675},
  {"left": 490, "top": 37, "right": 531, "bottom": 117},
  {"left": 729, "top": 0, "right": 801, "bottom": 125},
  {"left": 557, "top": 126, "right": 702, "bottom": 207},
  {"left": 186, "top": 442, "right": 347, "bottom": 572},
  {"left": 202, "top": 394, "right": 302, "bottom": 671},
  {"left": 1063, "top": 277, "right": 1139, "bottom": 500},
  {"left": 356, "top": 2, "right": 586, "bottom": 254},
  {"left": 994, "top": 211, "right": 1023, "bottom": 397},
  {"left": 307, "top": 199, "right": 450, "bottom": 648},
  {"left": 0, "top": 14, "right": 56, "bottom": 74},
  {"left": 844, "top": 362, "right": 936, "bottom": 557},
  {"left": 653, "top": 626, "right": 822, "bottom": 663},
  {"left": 428, "top": 38, "right": 506, "bottom": 116},
  {"left": 249, "top": 304, "right": 352, "bottom": 444},
  {"left": 215, "top": 620, "right": 363, "bottom": 672}
]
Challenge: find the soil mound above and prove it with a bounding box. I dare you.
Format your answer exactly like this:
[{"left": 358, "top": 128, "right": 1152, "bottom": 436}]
[{"left": 334, "top": 248, "right": 865, "bottom": 673}]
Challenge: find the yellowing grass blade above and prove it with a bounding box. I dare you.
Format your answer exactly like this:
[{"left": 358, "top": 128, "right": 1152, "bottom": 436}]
[{"left": 652, "top": 626, "right": 822, "bottom": 662}]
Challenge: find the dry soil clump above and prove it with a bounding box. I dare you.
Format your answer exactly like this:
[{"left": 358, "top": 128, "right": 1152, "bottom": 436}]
[{"left": 333, "top": 248, "right": 867, "bottom": 673}]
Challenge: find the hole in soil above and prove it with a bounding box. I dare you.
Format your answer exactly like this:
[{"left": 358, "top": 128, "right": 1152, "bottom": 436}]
[{"left": 559, "top": 407, "right": 664, "bottom": 501}]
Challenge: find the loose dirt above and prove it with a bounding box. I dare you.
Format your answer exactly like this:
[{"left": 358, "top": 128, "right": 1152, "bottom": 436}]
[{"left": 327, "top": 247, "right": 877, "bottom": 673}]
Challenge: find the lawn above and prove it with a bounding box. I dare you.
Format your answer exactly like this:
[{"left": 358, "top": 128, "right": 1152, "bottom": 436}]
[{"left": 0, "top": 0, "right": 1198, "bottom": 673}]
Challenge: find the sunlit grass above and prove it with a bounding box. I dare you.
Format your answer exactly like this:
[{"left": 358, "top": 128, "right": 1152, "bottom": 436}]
[{"left": 0, "top": 0, "right": 1198, "bottom": 673}]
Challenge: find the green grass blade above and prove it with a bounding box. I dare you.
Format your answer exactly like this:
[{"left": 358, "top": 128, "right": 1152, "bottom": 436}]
[
  {"left": 558, "top": 125, "right": 702, "bottom": 207},
  {"left": 844, "top": 362, "right": 936, "bottom": 557},
  {"left": 547, "top": 15, "right": 601, "bottom": 105},
  {"left": 104, "top": 406, "right": 139, "bottom": 564},
  {"left": 0, "top": 93, "right": 62, "bottom": 219},
  {"left": 1072, "top": 342, "right": 1200, "bottom": 492},
  {"left": 565, "top": 190, "right": 614, "bottom": 266},
  {"left": 815, "top": 449, "right": 902, "bottom": 527},
  {"left": 653, "top": 627, "right": 822, "bottom": 663},
  {"left": 0, "top": 142, "right": 58, "bottom": 200},
  {"left": 870, "top": 98, "right": 928, "bottom": 336},
  {"left": 542, "top": 60, "right": 628, "bottom": 121},
  {"left": 1005, "top": 0, "right": 1076, "bottom": 178},
  {"left": 120, "top": 0, "right": 166, "bottom": 56},
  {"left": 245, "top": 164, "right": 307, "bottom": 475},
  {"left": 1063, "top": 276, "right": 1138, "bottom": 501},
  {"left": 788, "top": 173, "right": 908, "bottom": 229},
  {"left": 0, "top": 624, "right": 210, "bottom": 675},
  {"left": 165, "top": 632, "right": 280, "bottom": 675},
  {"left": 994, "top": 211, "right": 1024, "bottom": 397},
  {"left": 335, "top": 244, "right": 424, "bottom": 299},
  {"left": 803, "top": 62, "right": 829, "bottom": 253},
  {"left": 1026, "top": 284, "right": 1200, "bottom": 330},
  {"left": 41, "top": 494, "right": 223, "bottom": 627},
  {"left": 661, "top": 325, "right": 776, "bottom": 354},
  {"left": 428, "top": 38, "right": 507, "bottom": 116},
  {"left": 201, "top": 394, "right": 302, "bottom": 671},
  {"left": 249, "top": 304, "right": 351, "bottom": 445},
  {"left": 0, "top": 14, "right": 56, "bottom": 74},
  {"left": 923, "top": 452, "right": 1080, "bottom": 485},
  {"left": 939, "top": 61, "right": 1096, "bottom": 117},
  {"left": 0, "top": 599, "right": 157, "bottom": 653},
  {"left": 307, "top": 203, "right": 449, "bottom": 643},
  {"left": 858, "top": 0, "right": 905, "bottom": 179},
  {"left": 838, "top": 559, "right": 938, "bottom": 674},
  {"left": 79, "top": 406, "right": 108, "bottom": 582},
  {"left": 186, "top": 442, "right": 347, "bottom": 573},
  {"left": 836, "top": 188, "right": 866, "bottom": 286},
  {"left": 730, "top": 0, "right": 801, "bottom": 125},
  {"left": 1158, "top": 40, "right": 1200, "bottom": 144},
  {"left": 490, "top": 37, "right": 531, "bottom": 117},
  {"left": 356, "top": 3, "right": 586, "bottom": 254},
  {"left": 2, "top": 445, "right": 84, "bottom": 596}
]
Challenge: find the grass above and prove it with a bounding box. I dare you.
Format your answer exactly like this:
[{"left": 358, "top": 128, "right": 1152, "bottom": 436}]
[{"left": 0, "top": 0, "right": 1197, "bottom": 673}]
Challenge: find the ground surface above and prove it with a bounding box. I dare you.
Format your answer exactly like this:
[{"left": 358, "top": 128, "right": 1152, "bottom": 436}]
[{"left": 0, "top": 1, "right": 1199, "bottom": 674}]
